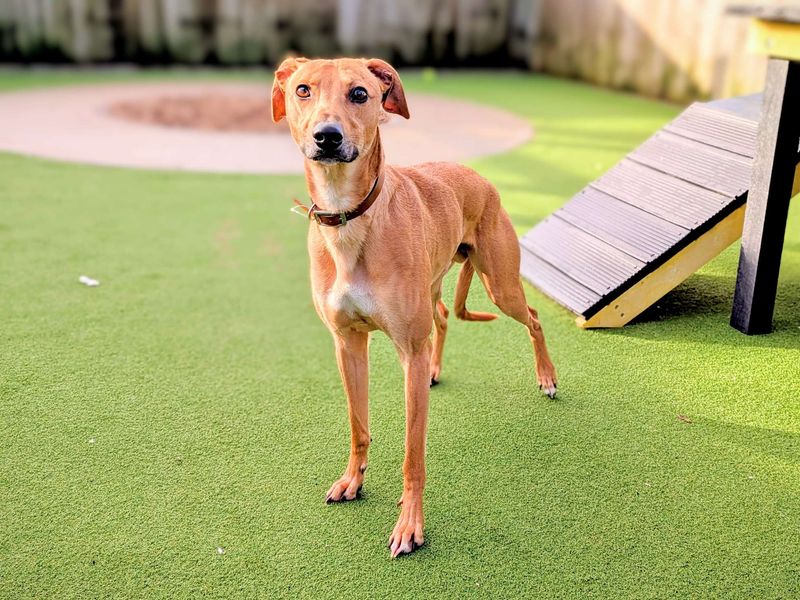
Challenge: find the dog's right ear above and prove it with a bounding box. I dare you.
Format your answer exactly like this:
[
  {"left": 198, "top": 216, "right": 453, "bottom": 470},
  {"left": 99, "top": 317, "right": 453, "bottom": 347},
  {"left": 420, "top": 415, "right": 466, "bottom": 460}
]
[
  {"left": 366, "top": 58, "right": 410, "bottom": 119},
  {"left": 272, "top": 57, "right": 308, "bottom": 123}
]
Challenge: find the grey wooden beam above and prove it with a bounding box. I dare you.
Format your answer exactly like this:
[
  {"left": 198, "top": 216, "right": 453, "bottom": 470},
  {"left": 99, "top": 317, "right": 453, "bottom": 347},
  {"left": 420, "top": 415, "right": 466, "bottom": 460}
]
[
  {"left": 726, "top": 4, "right": 800, "bottom": 24},
  {"left": 731, "top": 59, "right": 800, "bottom": 334}
]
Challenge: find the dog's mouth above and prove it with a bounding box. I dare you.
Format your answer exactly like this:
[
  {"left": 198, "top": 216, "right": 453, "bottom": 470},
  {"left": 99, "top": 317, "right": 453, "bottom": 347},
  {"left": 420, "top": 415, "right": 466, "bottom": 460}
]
[
  {"left": 309, "top": 149, "right": 359, "bottom": 164},
  {"left": 305, "top": 144, "right": 359, "bottom": 164}
]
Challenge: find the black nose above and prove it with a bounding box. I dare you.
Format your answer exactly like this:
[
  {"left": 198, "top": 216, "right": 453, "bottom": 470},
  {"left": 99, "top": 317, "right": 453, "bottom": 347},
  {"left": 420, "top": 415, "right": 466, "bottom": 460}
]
[{"left": 313, "top": 123, "right": 343, "bottom": 152}]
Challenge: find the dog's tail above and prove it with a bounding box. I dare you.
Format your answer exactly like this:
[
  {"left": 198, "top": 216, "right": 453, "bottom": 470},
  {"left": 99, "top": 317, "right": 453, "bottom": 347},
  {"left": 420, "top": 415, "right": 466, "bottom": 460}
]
[{"left": 453, "top": 260, "right": 498, "bottom": 322}]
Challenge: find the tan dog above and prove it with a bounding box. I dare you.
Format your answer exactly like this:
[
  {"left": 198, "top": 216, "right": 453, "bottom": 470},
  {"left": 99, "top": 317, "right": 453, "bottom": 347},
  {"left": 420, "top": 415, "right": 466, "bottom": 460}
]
[{"left": 272, "top": 57, "right": 558, "bottom": 557}]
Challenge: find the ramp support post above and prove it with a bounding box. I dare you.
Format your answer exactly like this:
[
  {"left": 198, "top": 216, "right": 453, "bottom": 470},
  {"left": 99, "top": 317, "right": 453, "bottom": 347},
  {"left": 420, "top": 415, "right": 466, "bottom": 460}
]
[{"left": 731, "top": 59, "right": 800, "bottom": 335}]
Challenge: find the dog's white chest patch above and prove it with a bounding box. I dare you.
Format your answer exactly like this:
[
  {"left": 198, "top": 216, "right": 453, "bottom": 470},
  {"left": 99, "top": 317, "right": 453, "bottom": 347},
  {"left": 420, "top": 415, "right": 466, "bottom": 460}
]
[{"left": 327, "top": 281, "right": 376, "bottom": 318}]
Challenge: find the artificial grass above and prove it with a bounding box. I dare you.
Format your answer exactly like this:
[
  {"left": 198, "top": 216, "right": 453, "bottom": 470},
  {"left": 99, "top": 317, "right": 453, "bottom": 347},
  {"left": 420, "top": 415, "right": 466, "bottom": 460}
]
[{"left": 1, "top": 69, "right": 799, "bottom": 599}]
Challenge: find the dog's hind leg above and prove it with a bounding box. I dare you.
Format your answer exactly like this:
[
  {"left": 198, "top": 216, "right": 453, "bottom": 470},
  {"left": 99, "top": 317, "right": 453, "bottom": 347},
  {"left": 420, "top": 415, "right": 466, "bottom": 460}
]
[
  {"left": 326, "top": 330, "right": 371, "bottom": 503},
  {"left": 453, "top": 260, "right": 498, "bottom": 322},
  {"left": 470, "top": 213, "right": 558, "bottom": 398},
  {"left": 430, "top": 295, "right": 448, "bottom": 386}
]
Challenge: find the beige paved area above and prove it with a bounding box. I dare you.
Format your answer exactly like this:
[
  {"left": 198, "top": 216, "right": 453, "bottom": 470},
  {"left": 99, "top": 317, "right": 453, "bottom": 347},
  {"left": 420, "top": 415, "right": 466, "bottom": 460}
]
[{"left": 0, "top": 82, "right": 532, "bottom": 174}]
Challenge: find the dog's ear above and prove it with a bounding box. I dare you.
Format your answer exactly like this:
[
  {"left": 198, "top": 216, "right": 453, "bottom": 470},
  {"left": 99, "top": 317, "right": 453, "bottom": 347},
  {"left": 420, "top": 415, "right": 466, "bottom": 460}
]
[
  {"left": 272, "top": 56, "right": 308, "bottom": 123},
  {"left": 365, "top": 58, "right": 410, "bottom": 120}
]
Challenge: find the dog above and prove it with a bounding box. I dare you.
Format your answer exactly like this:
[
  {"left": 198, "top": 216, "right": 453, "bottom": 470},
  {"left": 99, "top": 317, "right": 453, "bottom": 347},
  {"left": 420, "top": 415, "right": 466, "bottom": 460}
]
[{"left": 272, "top": 57, "right": 558, "bottom": 557}]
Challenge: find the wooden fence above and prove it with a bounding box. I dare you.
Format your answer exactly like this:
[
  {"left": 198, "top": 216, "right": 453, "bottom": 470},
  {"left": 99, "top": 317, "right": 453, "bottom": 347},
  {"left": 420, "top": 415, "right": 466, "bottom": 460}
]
[
  {"left": 0, "top": 0, "right": 767, "bottom": 101},
  {"left": 0, "top": 0, "right": 536, "bottom": 65},
  {"left": 532, "top": 0, "right": 767, "bottom": 101}
]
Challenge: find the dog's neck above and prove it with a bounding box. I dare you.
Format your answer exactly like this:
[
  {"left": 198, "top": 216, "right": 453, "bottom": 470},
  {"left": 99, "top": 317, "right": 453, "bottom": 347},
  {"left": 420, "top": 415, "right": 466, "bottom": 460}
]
[{"left": 304, "top": 133, "right": 384, "bottom": 214}]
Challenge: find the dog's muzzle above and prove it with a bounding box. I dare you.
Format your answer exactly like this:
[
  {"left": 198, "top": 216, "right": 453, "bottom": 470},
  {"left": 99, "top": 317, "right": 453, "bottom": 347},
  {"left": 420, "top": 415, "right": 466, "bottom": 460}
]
[
  {"left": 308, "top": 146, "right": 359, "bottom": 164},
  {"left": 309, "top": 122, "right": 359, "bottom": 163}
]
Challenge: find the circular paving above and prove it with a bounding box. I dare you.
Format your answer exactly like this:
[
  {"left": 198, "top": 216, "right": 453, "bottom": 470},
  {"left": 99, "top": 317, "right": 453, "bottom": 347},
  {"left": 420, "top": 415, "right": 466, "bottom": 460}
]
[{"left": 0, "top": 81, "right": 532, "bottom": 174}]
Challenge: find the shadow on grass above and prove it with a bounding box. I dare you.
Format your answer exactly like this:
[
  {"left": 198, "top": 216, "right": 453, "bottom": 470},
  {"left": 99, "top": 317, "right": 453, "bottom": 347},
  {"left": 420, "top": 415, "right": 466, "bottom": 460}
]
[
  {"left": 595, "top": 273, "right": 800, "bottom": 349},
  {"left": 698, "top": 417, "right": 800, "bottom": 465},
  {"left": 632, "top": 273, "right": 734, "bottom": 324}
]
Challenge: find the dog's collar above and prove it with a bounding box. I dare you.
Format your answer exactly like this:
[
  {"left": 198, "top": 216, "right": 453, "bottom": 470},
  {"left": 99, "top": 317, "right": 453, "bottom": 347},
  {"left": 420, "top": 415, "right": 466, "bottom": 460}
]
[{"left": 308, "top": 173, "right": 384, "bottom": 227}]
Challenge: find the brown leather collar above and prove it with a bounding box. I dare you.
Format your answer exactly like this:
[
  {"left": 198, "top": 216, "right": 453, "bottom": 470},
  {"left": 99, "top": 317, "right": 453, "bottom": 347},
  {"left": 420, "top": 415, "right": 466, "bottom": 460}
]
[{"left": 308, "top": 173, "right": 384, "bottom": 227}]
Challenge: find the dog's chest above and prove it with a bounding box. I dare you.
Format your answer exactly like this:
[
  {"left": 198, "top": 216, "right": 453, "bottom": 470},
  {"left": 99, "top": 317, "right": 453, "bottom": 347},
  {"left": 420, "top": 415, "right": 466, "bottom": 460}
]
[
  {"left": 319, "top": 226, "right": 380, "bottom": 326},
  {"left": 327, "top": 280, "right": 376, "bottom": 320}
]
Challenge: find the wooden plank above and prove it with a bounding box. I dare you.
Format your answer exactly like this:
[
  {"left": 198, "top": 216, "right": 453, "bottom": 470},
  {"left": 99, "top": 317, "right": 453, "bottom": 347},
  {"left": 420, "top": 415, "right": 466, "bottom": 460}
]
[
  {"left": 160, "top": 0, "right": 210, "bottom": 63},
  {"left": 13, "top": 0, "right": 44, "bottom": 56},
  {"left": 578, "top": 205, "right": 746, "bottom": 328},
  {"left": 728, "top": 4, "right": 800, "bottom": 24},
  {"left": 214, "top": 0, "right": 242, "bottom": 63},
  {"left": 630, "top": 131, "right": 753, "bottom": 197},
  {"left": 455, "top": 0, "right": 510, "bottom": 59},
  {"left": 665, "top": 102, "right": 758, "bottom": 158},
  {"left": 557, "top": 187, "right": 688, "bottom": 262},
  {"left": 593, "top": 159, "right": 730, "bottom": 229},
  {"left": 519, "top": 80, "right": 797, "bottom": 328},
  {"left": 533, "top": 0, "right": 767, "bottom": 103},
  {"left": 0, "top": 2, "right": 11, "bottom": 55},
  {"left": 520, "top": 248, "right": 601, "bottom": 315},
  {"left": 731, "top": 58, "right": 800, "bottom": 334},
  {"left": 705, "top": 93, "right": 763, "bottom": 122},
  {"left": 520, "top": 216, "right": 645, "bottom": 296},
  {"left": 794, "top": 162, "right": 800, "bottom": 198},
  {"left": 507, "top": 0, "right": 542, "bottom": 67},
  {"left": 748, "top": 18, "right": 800, "bottom": 61},
  {"left": 290, "top": 0, "right": 339, "bottom": 58},
  {"left": 134, "top": 0, "right": 165, "bottom": 55},
  {"left": 520, "top": 93, "right": 769, "bottom": 324}
]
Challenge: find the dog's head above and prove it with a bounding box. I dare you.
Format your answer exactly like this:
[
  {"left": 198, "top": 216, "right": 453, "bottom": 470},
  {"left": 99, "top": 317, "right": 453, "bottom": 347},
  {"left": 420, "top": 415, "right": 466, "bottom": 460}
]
[{"left": 272, "top": 57, "right": 409, "bottom": 165}]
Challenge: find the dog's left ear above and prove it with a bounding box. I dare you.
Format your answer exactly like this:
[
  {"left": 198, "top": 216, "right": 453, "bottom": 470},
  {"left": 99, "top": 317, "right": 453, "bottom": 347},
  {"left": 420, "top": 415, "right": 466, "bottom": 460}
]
[
  {"left": 365, "top": 58, "right": 410, "bottom": 119},
  {"left": 272, "top": 56, "right": 308, "bottom": 123}
]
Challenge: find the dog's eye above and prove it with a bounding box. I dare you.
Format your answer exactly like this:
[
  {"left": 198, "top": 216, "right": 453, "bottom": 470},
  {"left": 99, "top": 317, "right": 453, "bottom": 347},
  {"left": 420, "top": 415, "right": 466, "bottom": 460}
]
[
  {"left": 296, "top": 85, "right": 311, "bottom": 99},
  {"left": 349, "top": 87, "right": 368, "bottom": 104}
]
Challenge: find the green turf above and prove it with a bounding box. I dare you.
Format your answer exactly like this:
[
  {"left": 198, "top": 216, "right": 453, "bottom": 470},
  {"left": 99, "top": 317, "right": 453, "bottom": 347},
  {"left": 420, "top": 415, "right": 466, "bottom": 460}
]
[{"left": 1, "top": 69, "right": 799, "bottom": 599}]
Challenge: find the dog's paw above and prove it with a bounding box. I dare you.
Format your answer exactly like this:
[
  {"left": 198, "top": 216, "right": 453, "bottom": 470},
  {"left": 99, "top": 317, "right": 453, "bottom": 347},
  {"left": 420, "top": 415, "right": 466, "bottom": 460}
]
[
  {"left": 325, "top": 470, "right": 365, "bottom": 503},
  {"left": 539, "top": 383, "right": 557, "bottom": 399},
  {"left": 537, "top": 366, "right": 558, "bottom": 399},
  {"left": 388, "top": 495, "right": 425, "bottom": 558},
  {"left": 429, "top": 364, "right": 441, "bottom": 387}
]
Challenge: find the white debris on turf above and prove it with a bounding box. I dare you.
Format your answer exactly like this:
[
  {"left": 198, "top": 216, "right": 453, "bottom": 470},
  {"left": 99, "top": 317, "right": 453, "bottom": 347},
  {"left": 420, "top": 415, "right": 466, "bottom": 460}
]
[{"left": 79, "top": 275, "right": 100, "bottom": 287}]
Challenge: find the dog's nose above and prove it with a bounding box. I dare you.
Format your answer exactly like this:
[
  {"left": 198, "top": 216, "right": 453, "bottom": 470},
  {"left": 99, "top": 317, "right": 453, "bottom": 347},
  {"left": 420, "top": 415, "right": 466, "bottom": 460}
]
[{"left": 313, "top": 123, "right": 344, "bottom": 151}]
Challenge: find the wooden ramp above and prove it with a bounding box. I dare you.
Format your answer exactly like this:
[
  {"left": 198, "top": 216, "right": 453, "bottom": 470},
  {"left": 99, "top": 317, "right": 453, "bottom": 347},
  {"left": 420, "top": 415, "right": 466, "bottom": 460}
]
[{"left": 520, "top": 94, "right": 800, "bottom": 328}]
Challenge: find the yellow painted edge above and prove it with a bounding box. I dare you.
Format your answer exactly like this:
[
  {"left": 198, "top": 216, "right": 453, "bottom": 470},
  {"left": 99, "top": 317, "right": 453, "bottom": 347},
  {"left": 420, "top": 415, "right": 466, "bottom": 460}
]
[
  {"left": 576, "top": 205, "right": 746, "bottom": 329},
  {"left": 793, "top": 163, "right": 800, "bottom": 198},
  {"left": 748, "top": 19, "right": 800, "bottom": 60}
]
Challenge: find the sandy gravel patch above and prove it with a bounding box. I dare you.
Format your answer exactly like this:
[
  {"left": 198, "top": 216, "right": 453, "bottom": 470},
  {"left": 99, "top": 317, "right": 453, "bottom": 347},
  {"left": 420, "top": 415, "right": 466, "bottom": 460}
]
[{"left": 0, "top": 81, "right": 532, "bottom": 174}]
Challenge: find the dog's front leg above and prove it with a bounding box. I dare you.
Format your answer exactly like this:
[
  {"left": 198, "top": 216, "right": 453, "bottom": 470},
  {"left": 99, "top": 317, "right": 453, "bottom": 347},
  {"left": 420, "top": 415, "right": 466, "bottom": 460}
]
[
  {"left": 389, "top": 338, "right": 431, "bottom": 557},
  {"left": 325, "top": 330, "right": 370, "bottom": 503}
]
